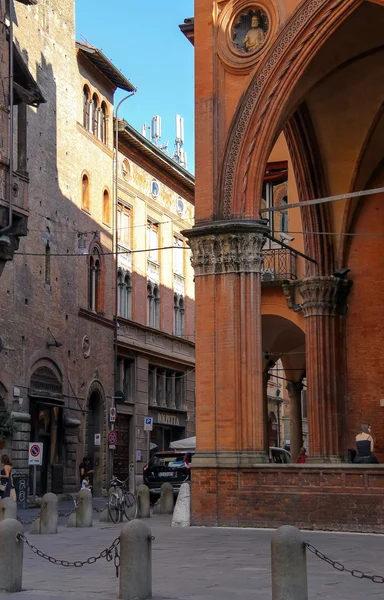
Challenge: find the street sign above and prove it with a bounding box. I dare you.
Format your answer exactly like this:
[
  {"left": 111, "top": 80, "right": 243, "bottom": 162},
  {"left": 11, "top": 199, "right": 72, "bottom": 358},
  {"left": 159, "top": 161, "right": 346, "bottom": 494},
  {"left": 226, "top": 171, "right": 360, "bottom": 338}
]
[
  {"left": 144, "top": 417, "right": 153, "bottom": 431},
  {"left": 94, "top": 433, "right": 101, "bottom": 447},
  {"left": 108, "top": 430, "right": 118, "bottom": 446},
  {"left": 28, "top": 443, "right": 43, "bottom": 466},
  {"left": 109, "top": 407, "right": 116, "bottom": 423}
]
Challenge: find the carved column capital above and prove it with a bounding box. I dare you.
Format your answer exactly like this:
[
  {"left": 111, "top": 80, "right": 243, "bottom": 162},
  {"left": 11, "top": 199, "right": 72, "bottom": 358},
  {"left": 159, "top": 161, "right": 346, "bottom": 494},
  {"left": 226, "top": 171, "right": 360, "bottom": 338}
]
[
  {"left": 286, "top": 381, "right": 303, "bottom": 397},
  {"left": 298, "top": 276, "right": 353, "bottom": 317},
  {"left": 184, "top": 220, "right": 269, "bottom": 276}
]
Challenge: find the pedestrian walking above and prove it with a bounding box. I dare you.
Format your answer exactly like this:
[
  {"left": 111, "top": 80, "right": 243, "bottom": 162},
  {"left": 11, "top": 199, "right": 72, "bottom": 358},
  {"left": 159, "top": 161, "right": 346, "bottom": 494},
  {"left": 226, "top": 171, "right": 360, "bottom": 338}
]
[{"left": 0, "top": 454, "right": 13, "bottom": 499}]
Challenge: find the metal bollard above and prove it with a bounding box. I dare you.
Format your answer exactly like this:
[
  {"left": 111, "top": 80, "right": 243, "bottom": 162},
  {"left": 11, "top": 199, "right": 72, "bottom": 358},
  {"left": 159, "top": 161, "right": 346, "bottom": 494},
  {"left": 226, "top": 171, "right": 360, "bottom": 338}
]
[
  {"left": 0, "top": 518, "right": 23, "bottom": 592},
  {"left": 271, "top": 525, "right": 308, "bottom": 600},
  {"left": 120, "top": 519, "right": 152, "bottom": 600},
  {"left": 159, "top": 482, "right": 174, "bottom": 515},
  {"left": 76, "top": 489, "right": 93, "bottom": 527},
  {"left": 0, "top": 497, "right": 17, "bottom": 521},
  {"left": 40, "top": 492, "right": 58, "bottom": 534},
  {"left": 137, "top": 484, "right": 150, "bottom": 519},
  {"left": 171, "top": 482, "right": 190, "bottom": 527}
]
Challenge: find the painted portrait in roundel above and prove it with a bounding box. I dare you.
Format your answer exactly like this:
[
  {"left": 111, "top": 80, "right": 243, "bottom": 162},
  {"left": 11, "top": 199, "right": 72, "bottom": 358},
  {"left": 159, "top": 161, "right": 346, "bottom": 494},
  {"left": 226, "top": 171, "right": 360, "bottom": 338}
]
[{"left": 232, "top": 8, "right": 268, "bottom": 54}]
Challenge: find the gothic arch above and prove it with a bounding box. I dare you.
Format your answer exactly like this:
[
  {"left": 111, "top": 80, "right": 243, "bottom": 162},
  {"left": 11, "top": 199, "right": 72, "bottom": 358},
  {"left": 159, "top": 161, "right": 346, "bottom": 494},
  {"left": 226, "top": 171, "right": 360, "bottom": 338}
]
[{"left": 219, "top": 0, "right": 363, "bottom": 222}]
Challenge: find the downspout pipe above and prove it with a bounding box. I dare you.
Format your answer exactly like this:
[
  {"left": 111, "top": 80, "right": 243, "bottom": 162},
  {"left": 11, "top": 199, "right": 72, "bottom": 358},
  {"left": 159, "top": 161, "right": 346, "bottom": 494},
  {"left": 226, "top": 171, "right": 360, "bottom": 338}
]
[
  {"left": 111, "top": 90, "right": 136, "bottom": 486},
  {"left": 0, "top": 0, "right": 14, "bottom": 235}
]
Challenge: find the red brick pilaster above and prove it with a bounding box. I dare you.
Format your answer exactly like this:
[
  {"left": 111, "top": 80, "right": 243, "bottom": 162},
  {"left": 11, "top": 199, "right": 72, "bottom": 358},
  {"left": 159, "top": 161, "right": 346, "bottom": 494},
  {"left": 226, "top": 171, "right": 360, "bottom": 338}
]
[
  {"left": 299, "top": 276, "right": 352, "bottom": 462},
  {"left": 185, "top": 220, "right": 269, "bottom": 468}
]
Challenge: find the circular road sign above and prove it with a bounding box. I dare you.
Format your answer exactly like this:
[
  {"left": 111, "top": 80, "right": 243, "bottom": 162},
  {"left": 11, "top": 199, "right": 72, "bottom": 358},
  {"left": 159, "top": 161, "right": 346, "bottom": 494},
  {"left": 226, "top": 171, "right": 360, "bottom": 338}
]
[
  {"left": 30, "top": 444, "right": 41, "bottom": 457},
  {"left": 108, "top": 430, "right": 118, "bottom": 445}
]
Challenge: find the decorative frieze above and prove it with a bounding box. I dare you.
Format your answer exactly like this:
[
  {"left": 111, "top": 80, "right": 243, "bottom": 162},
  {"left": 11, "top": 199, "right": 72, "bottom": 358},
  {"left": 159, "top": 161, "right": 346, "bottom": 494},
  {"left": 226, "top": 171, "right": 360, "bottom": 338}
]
[
  {"left": 187, "top": 227, "right": 268, "bottom": 276},
  {"left": 298, "top": 276, "right": 353, "bottom": 318}
]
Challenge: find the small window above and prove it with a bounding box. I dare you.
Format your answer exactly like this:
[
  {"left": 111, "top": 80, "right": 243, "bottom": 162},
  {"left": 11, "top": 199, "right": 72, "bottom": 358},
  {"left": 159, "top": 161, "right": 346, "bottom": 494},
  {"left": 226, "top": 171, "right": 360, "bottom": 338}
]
[
  {"left": 103, "top": 189, "right": 111, "bottom": 226},
  {"left": 174, "top": 293, "right": 185, "bottom": 337},
  {"left": 89, "top": 246, "right": 102, "bottom": 312},
  {"left": 151, "top": 180, "right": 159, "bottom": 198},
  {"left": 147, "top": 221, "right": 159, "bottom": 263},
  {"left": 174, "top": 237, "right": 184, "bottom": 276},
  {"left": 122, "top": 159, "right": 130, "bottom": 178},
  {"left": 100, "top": 101, "right": 107, "bottom": 144},
  {"left": 147, "top": 282, "right": 160, "bottom": 329},
  {"left": 118, "top": 203, "right": 131, "bottom": 248},
  {"left": 280, "top": 196, "right": 288, "bottom": 233},
  {"left": 83, "top": 85, "right": 90, "bottom": 129},
  {"left": 82, "top": 174, "right": 90, "bottom": 212},
  {"left": 92, "top": 93, "right": 99, "bottom": 136}
]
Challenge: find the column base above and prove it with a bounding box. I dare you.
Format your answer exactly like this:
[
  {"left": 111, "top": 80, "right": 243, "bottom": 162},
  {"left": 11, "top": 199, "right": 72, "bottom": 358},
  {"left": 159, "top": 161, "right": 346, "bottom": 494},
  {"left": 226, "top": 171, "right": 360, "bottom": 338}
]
[{"left": 192, "top": 450, "right": 268, "bottom": 468}]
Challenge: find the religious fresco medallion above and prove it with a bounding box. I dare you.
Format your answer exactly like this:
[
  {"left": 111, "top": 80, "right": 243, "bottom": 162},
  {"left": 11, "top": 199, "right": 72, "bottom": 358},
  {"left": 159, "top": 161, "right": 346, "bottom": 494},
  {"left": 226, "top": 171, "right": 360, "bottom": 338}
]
[{"left": 232, "top": 8, "right": 269, "bottom": 55}]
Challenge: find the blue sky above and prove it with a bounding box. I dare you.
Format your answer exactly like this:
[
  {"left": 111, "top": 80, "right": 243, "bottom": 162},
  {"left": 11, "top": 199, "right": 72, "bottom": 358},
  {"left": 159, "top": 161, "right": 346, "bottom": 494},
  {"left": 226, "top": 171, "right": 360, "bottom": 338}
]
[{"left": 76, "top": 1, "right": 195, "bottom": 172}]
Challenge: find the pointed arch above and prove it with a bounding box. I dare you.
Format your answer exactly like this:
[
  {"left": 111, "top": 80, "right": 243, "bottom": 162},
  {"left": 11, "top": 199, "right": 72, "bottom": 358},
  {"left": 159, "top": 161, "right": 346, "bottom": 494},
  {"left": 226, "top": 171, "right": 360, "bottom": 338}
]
[{"left": 219, "top": 0, "right": 363, "bottom": 229}]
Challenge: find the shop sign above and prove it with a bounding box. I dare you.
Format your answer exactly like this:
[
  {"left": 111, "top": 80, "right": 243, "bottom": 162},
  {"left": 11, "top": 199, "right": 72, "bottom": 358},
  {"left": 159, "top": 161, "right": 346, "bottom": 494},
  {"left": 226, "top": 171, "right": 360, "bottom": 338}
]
[{"left": 158, "top": 413, "right": 180, "bottom": 426}]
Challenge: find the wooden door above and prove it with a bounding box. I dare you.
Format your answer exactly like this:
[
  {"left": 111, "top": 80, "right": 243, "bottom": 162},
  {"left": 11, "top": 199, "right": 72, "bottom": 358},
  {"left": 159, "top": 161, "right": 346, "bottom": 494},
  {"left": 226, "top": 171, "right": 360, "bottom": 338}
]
[{"left": 113, "top": 414, "right": 130, "bottom": 481}]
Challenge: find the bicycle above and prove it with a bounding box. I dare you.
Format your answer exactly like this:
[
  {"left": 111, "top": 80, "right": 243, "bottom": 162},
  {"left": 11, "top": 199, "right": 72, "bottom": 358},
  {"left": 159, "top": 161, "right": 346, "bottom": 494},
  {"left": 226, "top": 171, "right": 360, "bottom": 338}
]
[{"left": 108, "top": 476, "right": 137, "bottom": 524}]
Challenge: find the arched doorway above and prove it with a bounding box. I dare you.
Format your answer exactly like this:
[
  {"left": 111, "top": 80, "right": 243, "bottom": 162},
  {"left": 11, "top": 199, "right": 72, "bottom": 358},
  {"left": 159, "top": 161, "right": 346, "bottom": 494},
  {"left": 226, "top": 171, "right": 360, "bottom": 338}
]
[
  {"left": 29, "top": 362, "right": 64, "bottom": 495},
  {"left": 86, "top": 381, "right": 105, "bottom": 495}
]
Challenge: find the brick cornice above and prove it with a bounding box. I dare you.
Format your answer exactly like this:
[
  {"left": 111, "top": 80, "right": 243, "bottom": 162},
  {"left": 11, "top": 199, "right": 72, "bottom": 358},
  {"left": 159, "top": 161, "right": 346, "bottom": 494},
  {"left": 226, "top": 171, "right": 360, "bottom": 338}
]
[{"left": 298, "top": 276, "right": 353, "bottom": 317}]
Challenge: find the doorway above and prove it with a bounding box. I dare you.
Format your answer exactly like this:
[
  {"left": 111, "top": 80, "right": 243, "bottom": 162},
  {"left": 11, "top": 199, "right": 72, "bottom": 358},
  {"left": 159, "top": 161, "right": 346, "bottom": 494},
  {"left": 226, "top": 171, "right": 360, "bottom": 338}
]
[
  {"left": 113, "top": 414, "right": 131, "bottom": 481},
  {"left": 87, "top": 390, "right": 102, "bottom": 494}
]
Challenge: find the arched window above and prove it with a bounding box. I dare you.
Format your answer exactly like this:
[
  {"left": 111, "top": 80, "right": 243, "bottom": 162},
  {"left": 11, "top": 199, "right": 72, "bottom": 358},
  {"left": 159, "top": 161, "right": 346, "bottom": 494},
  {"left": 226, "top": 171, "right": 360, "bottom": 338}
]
[
  {"left": 118, "top": 271, "right": 133, "bottom": 319},
  {"left": 82, "top": 173, "right": 90, "bottom": 212},
  {"left": 174, "top": 293, "right": 185, "bottom": 337},
  {"left": 103, "top": 189, "right": 111, "bottom": 226},
  {"left": 83, "top": 85, "right": 90, "bottom": 129},
  {"left": 280, "top": 195, "right": 288, "bottom": 234},
  {"left": 122, "top": 159, "right": 130, "bottom": 178},
  {"left": 89, "top": 247, "right": 102, "bottom": 312},
  {"left": 147, "top": 282, "right": 160, "bottom": 328},
  {"left": 91, "top": 93, "right": 99, "bottom": 136},
  {"left": 100, "top": 101, "right": 107, "bottom": 144}
]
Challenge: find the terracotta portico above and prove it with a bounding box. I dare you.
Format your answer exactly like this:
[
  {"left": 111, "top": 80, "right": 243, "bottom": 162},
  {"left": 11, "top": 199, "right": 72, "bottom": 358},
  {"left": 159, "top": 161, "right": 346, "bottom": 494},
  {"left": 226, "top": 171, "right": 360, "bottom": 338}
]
[{"left": 185, "top": 0, "right": 384, "bottom": 531}]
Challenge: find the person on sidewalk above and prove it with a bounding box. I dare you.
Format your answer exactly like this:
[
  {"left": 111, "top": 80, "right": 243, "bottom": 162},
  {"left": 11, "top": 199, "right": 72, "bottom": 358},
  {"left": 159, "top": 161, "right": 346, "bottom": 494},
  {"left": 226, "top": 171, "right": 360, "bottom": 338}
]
[
  {"left": 353, "top": 424, "right": 379, "bottom": 464},
  {"left": 295, "top": 447, "right": 307, "bottom": 464},
  {"left": 79, "top": 456, "right": 94, "bottom": 487},
  {"left": 0, "top": 454, "right": 13, "bottom": 498},
  {"left": 81, "top": 476, "right": 92, "bottom": 491}
]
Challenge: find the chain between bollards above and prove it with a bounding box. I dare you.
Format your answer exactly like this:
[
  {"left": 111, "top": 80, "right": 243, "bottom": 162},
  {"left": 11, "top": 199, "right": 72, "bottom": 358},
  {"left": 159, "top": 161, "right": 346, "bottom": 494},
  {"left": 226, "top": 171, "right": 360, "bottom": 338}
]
[
  {"left": 306, "top": 543, "right": 384, "bottom": 584},
  {"left": 16, "top": 533, "right": 121, "bottom": 577}
]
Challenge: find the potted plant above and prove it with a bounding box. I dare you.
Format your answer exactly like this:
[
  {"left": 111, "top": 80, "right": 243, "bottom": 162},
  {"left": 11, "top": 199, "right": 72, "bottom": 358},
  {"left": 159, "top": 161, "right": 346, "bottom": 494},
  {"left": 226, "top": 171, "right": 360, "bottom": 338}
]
[{"left": 0, "top": 410, "right": 17, "bottom": 450}]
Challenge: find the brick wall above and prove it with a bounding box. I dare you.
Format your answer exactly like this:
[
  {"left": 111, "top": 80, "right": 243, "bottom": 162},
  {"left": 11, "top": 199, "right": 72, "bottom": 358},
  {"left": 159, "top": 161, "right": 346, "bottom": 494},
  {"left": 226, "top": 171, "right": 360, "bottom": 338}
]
[{"left": 191, "top": 466, "right": 384, "bottom": 532}]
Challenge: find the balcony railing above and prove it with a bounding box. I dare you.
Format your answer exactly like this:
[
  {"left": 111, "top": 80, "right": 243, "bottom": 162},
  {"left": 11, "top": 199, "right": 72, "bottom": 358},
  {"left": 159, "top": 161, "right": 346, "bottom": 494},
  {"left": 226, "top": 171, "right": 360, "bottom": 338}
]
[{"left": 261, "top": 248, "right": 297, "bottom": 282}]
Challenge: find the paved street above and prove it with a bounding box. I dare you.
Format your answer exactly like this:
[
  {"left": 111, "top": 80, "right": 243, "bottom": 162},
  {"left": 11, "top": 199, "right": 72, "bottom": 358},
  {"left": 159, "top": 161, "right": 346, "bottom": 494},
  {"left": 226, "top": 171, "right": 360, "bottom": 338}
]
[{"left": 1, "top": 501, "right": 384, "bottom": 599}]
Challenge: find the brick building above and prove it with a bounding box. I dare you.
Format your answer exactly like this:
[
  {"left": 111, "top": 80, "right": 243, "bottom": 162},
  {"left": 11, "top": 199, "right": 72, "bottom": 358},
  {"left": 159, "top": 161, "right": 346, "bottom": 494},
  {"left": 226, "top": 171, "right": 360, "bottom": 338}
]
[
  {"left": 0, "top": 0, "right": 135, "bottom": 496},
  {"left": 183, "top": 0, "right": 384, "bottom": 532},
  {"left": 113, "top": 121, "right": 195, "bottom": 486}
]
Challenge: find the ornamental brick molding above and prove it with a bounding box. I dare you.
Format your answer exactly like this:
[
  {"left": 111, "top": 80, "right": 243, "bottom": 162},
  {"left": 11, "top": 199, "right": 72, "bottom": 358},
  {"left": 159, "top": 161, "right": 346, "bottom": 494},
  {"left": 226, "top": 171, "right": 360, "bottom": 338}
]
[
  {"left": 220, "top": 0, "right": 361, "bottom": 219},
  {"left": 298, "top": 276, "right": 353, "bottom": 317},
  {"left": 188, "top": 230, "right": 267, "bottom": 276}
]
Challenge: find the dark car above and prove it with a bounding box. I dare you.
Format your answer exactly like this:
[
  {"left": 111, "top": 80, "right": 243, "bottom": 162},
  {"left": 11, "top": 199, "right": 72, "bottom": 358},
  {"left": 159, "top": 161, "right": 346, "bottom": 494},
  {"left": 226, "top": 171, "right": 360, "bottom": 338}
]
[{"left": 143, "top": 451, "right": 194, "bottom": 496}]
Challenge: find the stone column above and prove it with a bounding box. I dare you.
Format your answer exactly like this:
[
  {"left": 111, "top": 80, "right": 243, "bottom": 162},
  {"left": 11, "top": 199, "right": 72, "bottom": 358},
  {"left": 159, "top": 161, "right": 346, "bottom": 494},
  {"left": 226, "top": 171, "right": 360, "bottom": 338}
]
[
  {"left": 263, "top": 372, "right": 271, "bottom": 452},
  {"left": 299, "top": 276, "right": 352, "bottom": 462},
  {"left": 186, "top": 220, "right": 269, "bottom": 467},
  {"left": 286, "top": 381, "right": 303, "bottom": 463},
  {"left": 160, "top": 370, "right": 166, "bottom": 408},
  {"left": 170, "top": 373, "right": 176, "bottom": 409}
]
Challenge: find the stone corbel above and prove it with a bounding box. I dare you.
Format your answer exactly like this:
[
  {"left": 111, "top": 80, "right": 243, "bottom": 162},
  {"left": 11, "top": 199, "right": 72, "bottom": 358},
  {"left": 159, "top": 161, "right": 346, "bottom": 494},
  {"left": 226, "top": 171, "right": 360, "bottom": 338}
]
[{"left": 282, "top": 280, "right": 303, "bottom": 313}]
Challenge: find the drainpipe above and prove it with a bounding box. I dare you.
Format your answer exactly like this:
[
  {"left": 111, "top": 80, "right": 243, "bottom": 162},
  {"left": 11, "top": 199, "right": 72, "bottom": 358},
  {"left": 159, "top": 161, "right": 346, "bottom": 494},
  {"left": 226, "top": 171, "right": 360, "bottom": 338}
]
[
  {"left": 111, "top": 91, "right": 136, "bottom": 485},
  {"left": 0, "top": 0, "right": 14, "bottom": 235}
]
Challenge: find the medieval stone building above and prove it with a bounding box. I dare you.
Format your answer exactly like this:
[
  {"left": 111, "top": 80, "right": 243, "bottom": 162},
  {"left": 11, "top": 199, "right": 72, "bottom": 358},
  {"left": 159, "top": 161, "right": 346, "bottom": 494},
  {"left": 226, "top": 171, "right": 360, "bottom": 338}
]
[{"left": 183, "top": 0, "right": 384, "bottom": 532}]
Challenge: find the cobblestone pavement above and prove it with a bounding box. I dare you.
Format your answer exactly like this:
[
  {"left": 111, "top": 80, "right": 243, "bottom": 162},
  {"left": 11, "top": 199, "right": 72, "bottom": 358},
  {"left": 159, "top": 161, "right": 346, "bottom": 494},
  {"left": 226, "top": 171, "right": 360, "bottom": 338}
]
[{"left": 1, "top": 504, "right": 384, "bottom": 599}]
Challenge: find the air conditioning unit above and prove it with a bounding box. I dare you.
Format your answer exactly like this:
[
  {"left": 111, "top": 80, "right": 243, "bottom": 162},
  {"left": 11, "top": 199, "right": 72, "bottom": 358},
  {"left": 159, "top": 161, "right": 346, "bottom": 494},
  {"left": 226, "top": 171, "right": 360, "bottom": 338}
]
[{"left": 262, "top": 268, "right": 275, "bottom": 282}]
